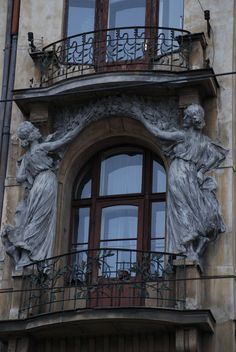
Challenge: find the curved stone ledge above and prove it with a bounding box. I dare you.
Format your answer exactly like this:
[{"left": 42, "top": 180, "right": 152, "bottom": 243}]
[
  {"left": 13, "top": 69, "right": 218, "bottom": 114},
  {"left": 0, "top": 308, "right": 215, "bottom": 338}
]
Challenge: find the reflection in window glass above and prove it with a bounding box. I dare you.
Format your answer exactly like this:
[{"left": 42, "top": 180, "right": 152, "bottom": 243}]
[
  {"left": 100, "top": 150, "right": 143, "bottom": 195},
  {"left": 157, "top": 0, "right": 184, "bottom": 56},
  {"left": 100, "top": 205, "right": 138, "bottom": 276},
  {"left": 151, "top": 202, "right": 165, "bottom": 273},
  {"left": 158, "top": 0, "right": 184, "bottom": 29},
  {"left": 74, "top": 165, "right": 92, "bottom": 199},
  {"left": 108, "top": 0, "right": 146, "bottom": 28},
  {"left": 67, "top": 0, "right": 96, "bottom": 36},
  {"left": 151, "top": 238, "right": 165, "bottom": 252},
  {"left": 151, "top": 202, "right": 166, "bottom": 237},
  {"left": 73, "top": 207, "right": 90, "bottom": 245},
  {"left": 67, "top": 0, "right": 95, "bottom": 65},
  {"left": 73, "top": 207, "right": 90, "bottom": 274},
  {"left": 101, "top": 205, "right": 138, "bottom": 240},
  {"left": 152, "top": 160, "right": 166, "bottom": 193},
  {"left": 107, "top": 0, "right": 146, "bottom": 62}
]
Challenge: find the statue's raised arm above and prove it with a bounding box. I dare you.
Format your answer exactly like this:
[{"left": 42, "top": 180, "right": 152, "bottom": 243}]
[
  {"left": 41, "top": 120, "right": 85, "bottom": 152},
  {"left": 141, "top": 114, "right": 184, "bottom": 142}
]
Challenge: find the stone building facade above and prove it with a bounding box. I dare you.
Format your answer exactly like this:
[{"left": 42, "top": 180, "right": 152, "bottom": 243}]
[{"left": 0, "top": 0, "right": 235, "bottom": 351}]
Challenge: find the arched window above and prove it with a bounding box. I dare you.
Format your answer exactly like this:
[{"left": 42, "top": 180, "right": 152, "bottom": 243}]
[{"left": 71, "top": 146, "right": 166, "bottom": 276}]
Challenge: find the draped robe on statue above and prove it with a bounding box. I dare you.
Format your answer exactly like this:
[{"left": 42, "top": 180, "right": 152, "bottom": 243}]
[
  {"left": 14, "top": 145, "right": 57, "bottom": 264},
  {"left": 164, "top": 130, "right": 228, "bottom": 255}
]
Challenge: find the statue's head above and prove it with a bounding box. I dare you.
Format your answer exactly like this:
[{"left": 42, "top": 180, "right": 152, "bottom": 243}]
[
  {"left": 183, "top": 104, "right": 205, "bottom": 130},
  {"left": 17, "top": 121, "right": 41, "bottom": 148}
]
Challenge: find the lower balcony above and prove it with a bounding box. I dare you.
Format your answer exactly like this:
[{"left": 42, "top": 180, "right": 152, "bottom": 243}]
[
  {"left": 0, "top": 249, "right": 215, "bottom": 349},
  {"left": 19, "top": 249, "right": 186, "bottom": 318}
]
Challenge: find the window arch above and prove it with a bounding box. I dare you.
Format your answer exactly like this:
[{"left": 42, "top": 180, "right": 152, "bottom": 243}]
[{"left": 71, "top": 146, "right": 167, "bottom": 261}]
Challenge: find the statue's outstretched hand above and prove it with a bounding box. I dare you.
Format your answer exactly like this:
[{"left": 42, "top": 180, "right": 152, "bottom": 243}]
[{"left": 197, "top": 170, "right": 204, "bottom": 185}]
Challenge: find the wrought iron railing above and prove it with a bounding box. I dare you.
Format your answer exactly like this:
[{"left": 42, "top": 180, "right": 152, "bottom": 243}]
[
  {"left": 19, "top": 248, "right": 186, "bottom": 318},
  {"left": 35, "top": 26, "right": 191, "bottom": 86}
]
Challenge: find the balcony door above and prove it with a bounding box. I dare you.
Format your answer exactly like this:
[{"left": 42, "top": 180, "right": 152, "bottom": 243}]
[
  {"left": 96, "top": 0, "right": 156, "bottom": 69},
  {"left": 66, "top": 0, "right": 183, "bottom": 70}
]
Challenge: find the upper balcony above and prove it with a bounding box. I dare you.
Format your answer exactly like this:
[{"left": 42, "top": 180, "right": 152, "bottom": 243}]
[
  {"left": 31, "top": 26, "right": 192, "bottom": 87},
  {"left": 13, "top": 26, "right": 217, "bottom": 114}
]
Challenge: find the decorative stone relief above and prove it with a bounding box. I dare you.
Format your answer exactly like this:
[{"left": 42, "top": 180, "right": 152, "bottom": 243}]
[
  {"left": 138, "top": 103, "right": 228, "bottom": 263},
  {"left": 52, "top": 95, "right": 179, "bottom": 135},
  {"left": 1, "top": 96, "right": 228, "bottom": 268}
]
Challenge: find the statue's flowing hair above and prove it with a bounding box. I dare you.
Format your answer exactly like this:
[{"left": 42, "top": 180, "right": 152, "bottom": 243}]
[
  {"left": 184, "top": 104, "right": 205, "bottom": 129},
  {"left": 17, "top": 121, "right": 41, "bottom": 144}
]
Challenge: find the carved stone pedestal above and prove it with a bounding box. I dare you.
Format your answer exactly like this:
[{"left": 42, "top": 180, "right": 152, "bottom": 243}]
[
  {"left": 174, "top": 259, "right": 203, "bottom": 352},
  {"left": 176, "top": 328, "right": 201, "bottom": 352},
  {"left": 9, "top": 269, "right": 24, "bottom": 320},
  {"left": 174, "top": 259, "right": 202, "bottom": 310},
  {"left": 5, "top": 338, "right": 29, "bottom": 352}
]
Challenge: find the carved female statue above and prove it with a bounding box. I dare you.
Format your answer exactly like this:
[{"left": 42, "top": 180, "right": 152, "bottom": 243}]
[
  {"left": 1, "top": 120, "right": 84, "bottom": 268},
  {"left": 140, "top": 104, "right": 228, "bottom": 262}
]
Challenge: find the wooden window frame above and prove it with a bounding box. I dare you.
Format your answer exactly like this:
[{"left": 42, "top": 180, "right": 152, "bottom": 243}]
[
  {"left": 71, "top": 146, "right": 166, "bottom": 254},
  {"left": 64, "top": 0, "right": 160, "bottom": 69},
  {"left": 64, "top": 0, "right": 159, "bottom": 36}
]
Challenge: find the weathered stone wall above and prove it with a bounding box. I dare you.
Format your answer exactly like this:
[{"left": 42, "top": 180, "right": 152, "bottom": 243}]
[
  {"left": 14, "top": 0, "right": 64, "bottom": 89},
  {"left": 184, "top": 1, "right": 236, "bottom": 351},
  {"left": 0, "top": 0, "right": 8, "bottom": 98}
]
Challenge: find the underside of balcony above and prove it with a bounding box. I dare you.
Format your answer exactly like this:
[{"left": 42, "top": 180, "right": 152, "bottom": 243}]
[
  {"left": 14, "top": 68, "right": 218, "bottom": 115},
  {"left": 0, "top": 307, "right": 215, "bottom": 339}
]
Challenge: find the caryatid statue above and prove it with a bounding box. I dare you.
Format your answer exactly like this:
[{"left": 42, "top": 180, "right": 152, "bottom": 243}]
[
  {"left": 139, "top": 104, "right": 228, "bottom": 262},
  {"left": 1, "top": 120, "right": 85, "bottom": 268}
]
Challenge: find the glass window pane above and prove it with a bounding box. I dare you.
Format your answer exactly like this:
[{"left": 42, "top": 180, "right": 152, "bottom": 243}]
[
  {"left": 80, "top": 179, "right": 92, "bottom": 199},
  {"left": 74, "top": 163, "right": 92, "bottom": 199},
  {"left": 108, "top": 0, "right": 146, "bottom": 28},
  {"left": 101, "top": 205, "right": 138, "bottom": 240},
  {"left": 158, "top": 0, "right": 184, "bottom": 29},
  {"left": 151, "top": 239, "right": 165, "bottom": 252},
  {"left": 73, "top": 207, "right": 90, "bottom": 245},
  {"left": 151, "top": 202, "right": 166, "bottom": 238},
  {"left": 107, "top": 0, "right": 146, "bottom": 62},
  {"left": 67, "top": 0, "right": 96, "bottom": 36},
  {"left": 152, "top": 160, "right": 166, "bottom": 193},
  {"left": 67, "top": 0, "right": 95, "bottom": 65},
  {"left": 101, "top": 240, "right": 136, "bottom": 250},
  {"left": 100, "top": 149, "right": 143, "bottom": 195}
]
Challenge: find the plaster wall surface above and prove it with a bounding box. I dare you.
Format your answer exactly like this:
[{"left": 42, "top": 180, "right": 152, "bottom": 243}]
[
  {"left": 0, "top": 0, "right": 8, "bottom": 97},
  {"left": 185, "top": 0, "right": 234, "bottom": 162},
  {"left": 14, "top": 0, "right": 64, "bottom": 89},
  {"left": 185, "top": 2, "right": 236, "bottom": 325}
]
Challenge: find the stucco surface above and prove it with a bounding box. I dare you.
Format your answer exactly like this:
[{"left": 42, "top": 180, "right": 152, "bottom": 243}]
[
  {"left": 0, "top": 0, "right": 8, "bottom": 97},
  {"left": 14, "top": 0, "right": 64, "bottom": 89}
]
